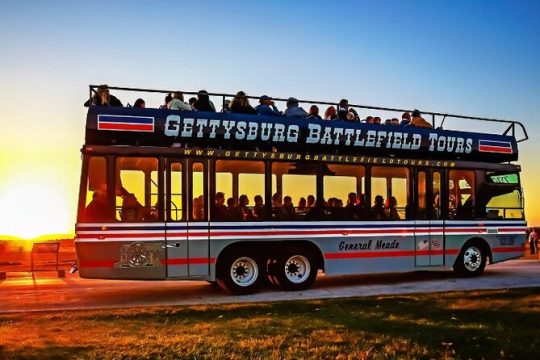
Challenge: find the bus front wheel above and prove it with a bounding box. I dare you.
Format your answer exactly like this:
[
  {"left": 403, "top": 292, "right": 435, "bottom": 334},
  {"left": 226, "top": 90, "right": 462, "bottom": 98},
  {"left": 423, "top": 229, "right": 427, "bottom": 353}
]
[
  {"left": 453, "top": 241, "right": 487, "bottom": 277},
  {"left": 271, "top": 247, "right": 318, "bottom": 291},
  {"left": 216, "top": 250, "right": 262, "bottom": 295}
]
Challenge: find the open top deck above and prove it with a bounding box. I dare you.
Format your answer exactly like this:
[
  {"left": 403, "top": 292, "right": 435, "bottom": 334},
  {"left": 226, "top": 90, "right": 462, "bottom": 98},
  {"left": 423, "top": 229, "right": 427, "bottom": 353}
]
[{"left": 84, "top": 85, "right": 528, "bottom": 164}]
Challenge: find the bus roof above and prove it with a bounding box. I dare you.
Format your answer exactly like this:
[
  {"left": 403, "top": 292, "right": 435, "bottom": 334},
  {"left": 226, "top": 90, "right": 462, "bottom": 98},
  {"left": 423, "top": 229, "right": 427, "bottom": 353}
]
[{"left": 84, "top": 85, "right": 528, "bottom": 164}]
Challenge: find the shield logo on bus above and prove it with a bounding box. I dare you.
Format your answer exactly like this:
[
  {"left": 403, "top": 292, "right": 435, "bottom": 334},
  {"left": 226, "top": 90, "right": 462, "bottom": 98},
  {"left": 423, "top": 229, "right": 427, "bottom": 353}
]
[{"left": 115, "top": 243, "right": 161, "bottom": 268}]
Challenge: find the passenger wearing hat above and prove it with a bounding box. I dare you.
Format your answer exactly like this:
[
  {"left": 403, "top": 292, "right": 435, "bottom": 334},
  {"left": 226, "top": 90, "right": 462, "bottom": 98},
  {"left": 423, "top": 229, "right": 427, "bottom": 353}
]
[
  {"left": 284, "top": 97, "right": 308, "bottom": 118},
  {"left": 410, "top": 109, "right": 433, "bottom": 128},
  {"left": 255, "top": 95, "right": 282, "bottom": 116}
]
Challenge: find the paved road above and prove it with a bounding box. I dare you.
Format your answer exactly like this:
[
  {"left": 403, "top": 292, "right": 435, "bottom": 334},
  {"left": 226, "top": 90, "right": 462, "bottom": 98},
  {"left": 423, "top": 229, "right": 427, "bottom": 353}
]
[{"left": 1, "top": 259, "right": 539, "bottom": 313}]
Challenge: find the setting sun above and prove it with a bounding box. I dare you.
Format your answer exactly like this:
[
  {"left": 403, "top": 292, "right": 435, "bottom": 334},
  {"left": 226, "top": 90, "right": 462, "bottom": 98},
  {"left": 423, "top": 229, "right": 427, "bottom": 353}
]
[{"left": 0, "top": 172, "right": 74, "bottom": 239}]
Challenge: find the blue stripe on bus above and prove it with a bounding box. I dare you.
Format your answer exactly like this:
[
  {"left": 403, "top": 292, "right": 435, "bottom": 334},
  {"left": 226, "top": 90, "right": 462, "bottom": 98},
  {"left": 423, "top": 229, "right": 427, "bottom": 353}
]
[
  {"left": 98, "top": 115, "right": 154, "bottom": 124},
  {"left": 479, "top": 140, "right": 511, "bottom": 147}
]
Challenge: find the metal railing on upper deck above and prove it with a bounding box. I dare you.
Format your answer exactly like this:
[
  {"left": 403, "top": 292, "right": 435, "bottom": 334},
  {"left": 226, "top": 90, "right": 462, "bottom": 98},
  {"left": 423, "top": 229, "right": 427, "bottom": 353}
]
[{"left": 88, "top": 85, "right": 529, "bottom": 143}]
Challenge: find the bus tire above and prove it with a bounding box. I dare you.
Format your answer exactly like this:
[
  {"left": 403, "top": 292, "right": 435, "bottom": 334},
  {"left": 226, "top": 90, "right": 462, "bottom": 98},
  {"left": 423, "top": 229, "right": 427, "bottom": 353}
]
[
  {"left": 453, "top": 241, "right": 487, "bottom": 277},
  {"left": 273, "top": 246, "right": 318, "bottom": 291},
  {"left": 216, "top": 250, "right": 262, "bottom": 295}
]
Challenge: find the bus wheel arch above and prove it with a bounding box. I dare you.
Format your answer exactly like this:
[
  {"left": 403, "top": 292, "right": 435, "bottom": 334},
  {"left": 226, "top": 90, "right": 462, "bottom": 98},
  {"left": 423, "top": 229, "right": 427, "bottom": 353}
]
[
  {"left": 453, "top": 237, "right": 491, "bottom": 277},
  {"left": 267, "top": 241, "right": 324, "bottom": 291},
  {"left": 215, "top": 244, "right": 263, "bottom": 295}
]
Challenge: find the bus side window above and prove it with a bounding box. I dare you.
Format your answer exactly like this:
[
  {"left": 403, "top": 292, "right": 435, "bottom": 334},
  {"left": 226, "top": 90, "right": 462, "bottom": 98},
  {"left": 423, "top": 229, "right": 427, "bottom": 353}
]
[
  {"left": 448, "top": 170, "right": 475, "bottom": 220},
  {"left": 272, "top": 162, "right": 317, "bottom": 221},
  {"left": 371, "top": 166, "right": 409, "bottom": 221},
  {"left": 324, "top": 164, "right": 366, "bottom": 221},
  {"left": 170, "top": 162, "right": 183, "bottom": 221},
  {"left": 115, "top": 157, "right": 158, "bottom": 222},
  {"left": 81, "top": 156, "right": 112, "bottom": 223},
  {"left": 191, "top": 162, "right": 205, "bottom": 221}
]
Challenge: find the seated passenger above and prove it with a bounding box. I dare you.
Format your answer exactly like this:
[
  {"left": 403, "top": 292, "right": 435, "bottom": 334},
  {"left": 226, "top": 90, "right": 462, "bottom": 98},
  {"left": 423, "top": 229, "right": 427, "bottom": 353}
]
[
  {"left": 133, "top": 98, "right": 145, "bottom": 108},
  {"left": 307, "top": 194, "right": 315, "bottom": 208},
  {"left": 237, "top": 194, "right": 254, "bottom": 220},
  {"left": 297, "top": 197, "right": 307, "bottom": 212},
  {"left": 384, "top": 119, "right": 392, "bottom": 125},
  {"left": 168, "top": 91, "right": 191, "bottom": 111},
  {"left": 230, "top": 91, "right": 257, "bottom": 114},
  {"left": 337, "top": 99, "right": 349, "bottom": 120},
  {"left": 121, "top": 193, "right": 144, "bottom": 221},
  {"left": 255, "top": 95, "right": 282, "bottom": 116},
  {"left": 371, "top": 195, "right": 387, "bottom": 220},
  {"left": 364, "top": 116, "right": 374, "bottom": 124},
  {"left": 282, "top": 196, "right": 296, "bottom": 220},
  {"left": 227, "top": 197, "right": 243, "bottom": 221},
  {"left": 307, "top": 198, "right": 326, "bottom": 220},
  {"left": 84, "top": 190, "right": 109, "bottom": 222},
  {"left": 160, "top": 93, "right": 173, "bottom": 109},
  {"left": 213, "top": 192, "right": 229, "bottom": 221},
  {"left": 324, "top": 106, "right": 337, "bottom": 120},
  {"left": 84, "top": 84, "right": 123, "bottom": 107},
  {"left": 284, "top": 97, "right": 308, "bottom": 118},
  {"left": 345, "top": 192, "right": 358, "bottom": 219},
  {"left": 385, "top": 196, "right": 400, "bottom": 220},
  {"left": 410, "top": 109, "right": 433, "bottom": 128},
  {"left": 373, "top": 117, "right": 382, "bottom": 125},
  {"left": 307, "top": 105, "right": 322, "bottom": 120},
  {"left": 253, "top": 195, "right": 265, "bottom": 220},
  {"left": 390, "top": 118, "right": 400, "bottom": 125},
  {"left": 193, "top": 90, "right": 216, "bottom": 112},
  {"left": 193, "top": 195, "right": 205, "bottom": 220}
]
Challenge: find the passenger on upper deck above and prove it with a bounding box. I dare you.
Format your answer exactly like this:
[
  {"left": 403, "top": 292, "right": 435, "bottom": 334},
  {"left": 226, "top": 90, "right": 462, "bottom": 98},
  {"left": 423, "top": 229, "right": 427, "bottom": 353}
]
[
  {"left": 390, "top": 118, "right": 399, "bottom": 125},
  {"left": 188, "top": 97, "right": 197, "bottom": 109},
  {"left": 133, "top": 98, "right": 145, "bottom": 108},
  {"left": 337, "top": 99, "right": 349, "bottom": 120},
  {"left": 168, "top": 91, "right": 191, "bottom": 111},
  {"left": 84, "top": 85, "right": 123, "bottom": 107},
  {"left": 284, "top": 97, "right": 308, "bottom": 118},
  {"left": 160, "top": 93, "right": 173, "bottom": 109},
  {"left": 221, "top": 99, "right": 232, "bottom": 113},
  {"left": 346, "top": 108, "right": 360, "bottom": 122},
  {"left": 255, "top": 95, "right": 281, "bottom": 116},
  {"left": 410, "top": 109, "right": 433, "bottom": 128},
  {"left": 193, "top": 90, "right": 216, "bottom": 112},
  {"left": 373, "top": 117, "right": 382, "bottom": 125},
  {"left": 401, "top": 111, "right": 411, "bottom": 126},
  {"left": 324, "top": 106, "right": 337, "bottom": 120},
  {"left": 230, "top": 91, "right": 257, "bottom": 115},
  {"left": 365, "top": 116, "right": 374, "bottom": 124},
  {"left": 307, "top": 105, "right": 322, "bottom": 120}
]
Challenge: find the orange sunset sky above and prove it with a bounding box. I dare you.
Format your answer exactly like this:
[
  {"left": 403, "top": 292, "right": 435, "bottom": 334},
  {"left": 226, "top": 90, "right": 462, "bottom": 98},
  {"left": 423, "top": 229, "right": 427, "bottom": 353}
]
[{"left": 1, "top": 1, "right": 540, "bottom": 239}]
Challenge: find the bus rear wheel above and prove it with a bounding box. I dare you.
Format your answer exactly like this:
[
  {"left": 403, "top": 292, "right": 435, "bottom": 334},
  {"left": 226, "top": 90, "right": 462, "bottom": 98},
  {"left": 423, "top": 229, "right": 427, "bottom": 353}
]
[
  {"left": 270, "top": 247, "right": 318, "bottom": 291},
  {"left": 216, "top": 250, "right": 262, "bottom": 295},
  {"left": 453, "top": 241, "right": 487, "bottom": 277}
]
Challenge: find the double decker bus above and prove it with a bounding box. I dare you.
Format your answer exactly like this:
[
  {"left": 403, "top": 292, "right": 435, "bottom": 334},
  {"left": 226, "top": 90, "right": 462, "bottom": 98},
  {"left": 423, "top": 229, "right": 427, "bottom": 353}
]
[{"left": 75, "top": 85, "right": 528, "bottom": 294}]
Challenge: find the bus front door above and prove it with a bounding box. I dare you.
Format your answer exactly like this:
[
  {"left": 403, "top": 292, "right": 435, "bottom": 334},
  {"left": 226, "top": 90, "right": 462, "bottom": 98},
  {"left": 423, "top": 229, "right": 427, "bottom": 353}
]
[
  {"left": 414, "top": 169, "right": 445, "bottom": 267},
  {"left": 166, "top": 160, "right": 188, "bottom": 277}
]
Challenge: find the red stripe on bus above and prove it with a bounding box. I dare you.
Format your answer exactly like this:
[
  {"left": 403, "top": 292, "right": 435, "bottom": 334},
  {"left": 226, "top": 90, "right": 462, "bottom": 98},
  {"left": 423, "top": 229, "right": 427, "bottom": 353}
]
[
  {"left": 492, "top": 246, "right": 523, "bottom": 253},
  {"left": 98, "top": 122, "right": 154, "bottom": 131},
  {"left": 163, "top": 257, "right": 216, "bottom": 265},
  {"left": 325, "top": 249, "right": 460, "bottom": 259},
  {"left": 77, "top": 232, "right": 166, "bottom": 239},
  {"left": 479, "top": 145, "right": 513, "bottom": 153}
]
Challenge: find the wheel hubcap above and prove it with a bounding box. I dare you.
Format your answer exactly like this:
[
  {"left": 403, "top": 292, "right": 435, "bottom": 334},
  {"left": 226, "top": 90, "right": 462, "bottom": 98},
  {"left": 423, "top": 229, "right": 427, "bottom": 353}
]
[
  {"left": 463, "top": 246, "right": 482, "bottom": 272},
  {"left": 285, "top": 255, "right": 311, "bottom": 284},
  {"left": 230, "top": 257, "right": 258, "bottom": 287}
]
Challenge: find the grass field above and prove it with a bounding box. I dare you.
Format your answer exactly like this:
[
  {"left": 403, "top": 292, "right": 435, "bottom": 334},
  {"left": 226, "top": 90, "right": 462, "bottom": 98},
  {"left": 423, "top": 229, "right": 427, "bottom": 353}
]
[{"left": 1, "top": 288, "right": 539, "bottom": 359}]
